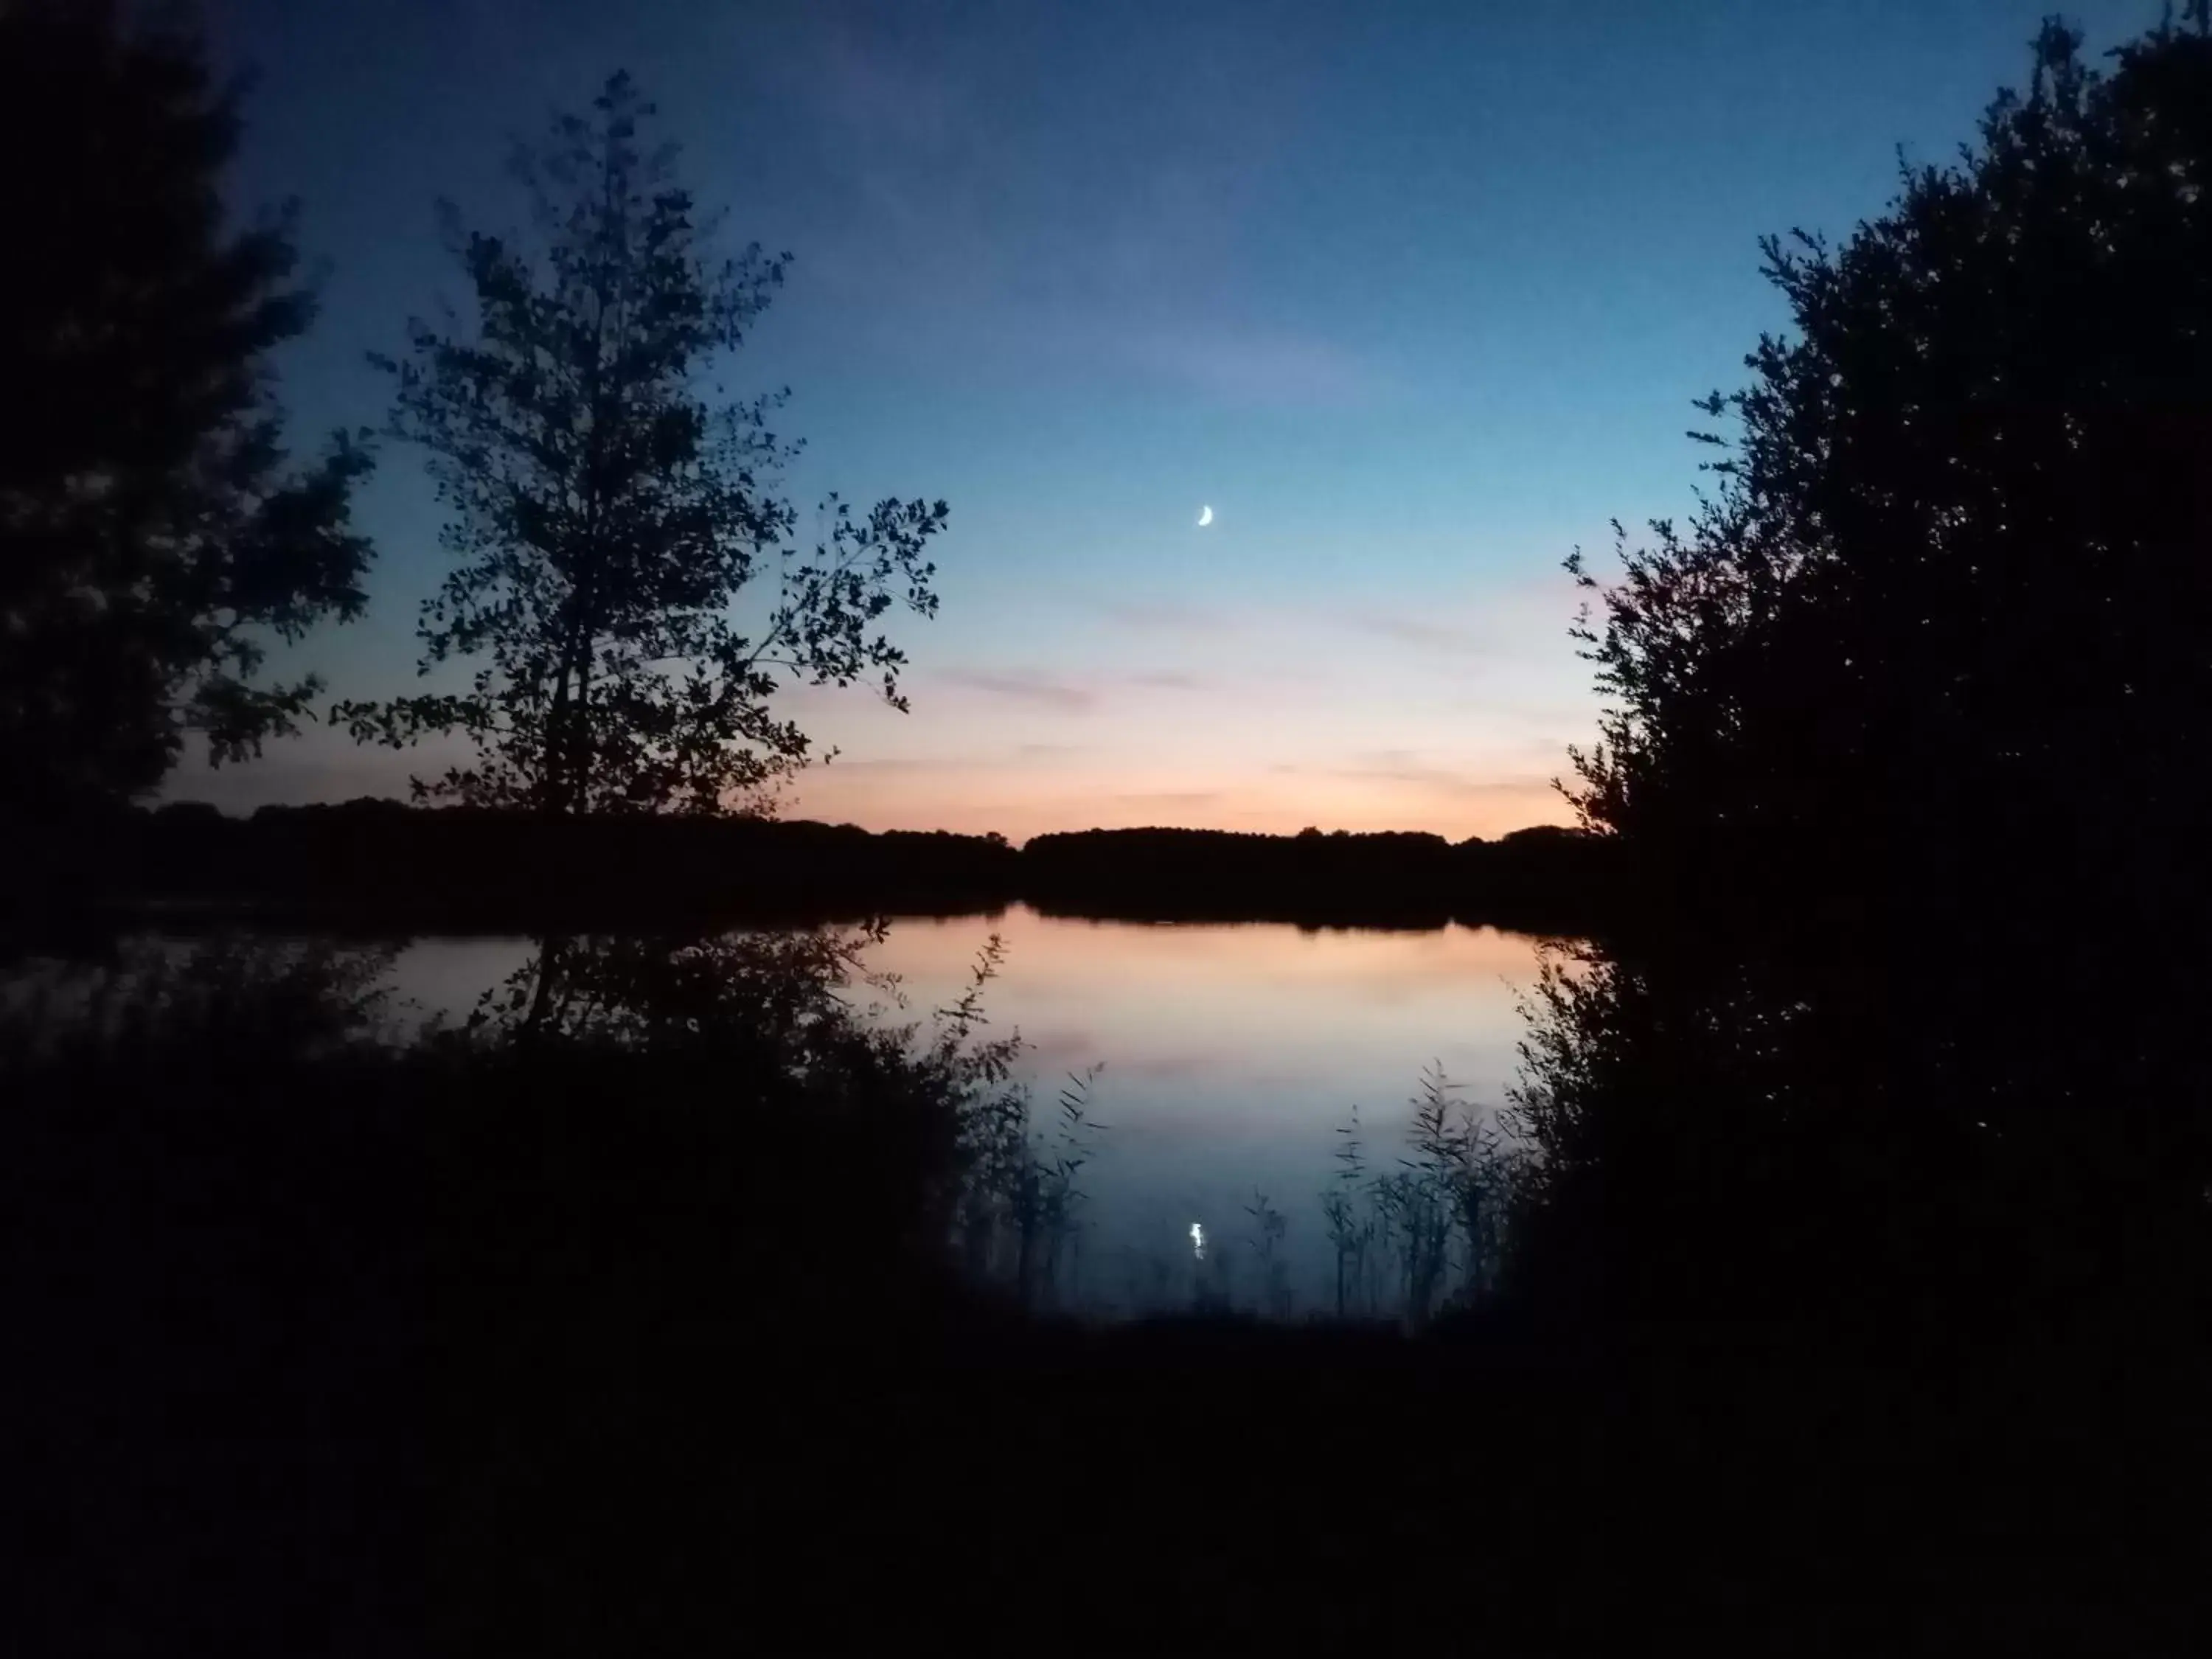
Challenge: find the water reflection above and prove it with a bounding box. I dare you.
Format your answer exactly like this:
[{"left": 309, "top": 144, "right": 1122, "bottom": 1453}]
[{"left": 389, "top": 905, "right": 1551, "bottom": 1316}]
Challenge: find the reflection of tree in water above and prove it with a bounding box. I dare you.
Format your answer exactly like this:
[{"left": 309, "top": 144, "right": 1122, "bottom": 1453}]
[
  {"left": 479, "top": 923, "right": 1109, "bottom": 1310},
  {"left": 479, "top": 925, "right": 896, "bottom": 1049}
]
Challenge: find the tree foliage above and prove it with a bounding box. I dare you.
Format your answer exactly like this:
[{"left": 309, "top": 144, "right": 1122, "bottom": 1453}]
[
  {"left": 0, "top": 0, "right": 375, "bottom": 818},
  {"left": 336, "top": 74, "right": 947, "bottom": 815},
  {"left": 1570, "top": 17, "right": 2212, "bottom": 900},
  {"left": 1518, "top": 15, "right": 2212, "bottom": 1324}
]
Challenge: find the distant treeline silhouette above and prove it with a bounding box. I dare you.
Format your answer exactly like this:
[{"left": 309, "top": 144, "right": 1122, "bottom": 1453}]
[
  {"left": 14, "top": 800, "right": 1610, "bottom": 933},
  {"left": 1023, "top": 823, "right": 1605, "bottom": 929}
]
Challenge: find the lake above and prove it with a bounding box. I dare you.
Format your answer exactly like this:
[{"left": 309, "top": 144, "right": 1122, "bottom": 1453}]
[{"left": 391, "top": 905, "right": 1557, "bottom": 1318}]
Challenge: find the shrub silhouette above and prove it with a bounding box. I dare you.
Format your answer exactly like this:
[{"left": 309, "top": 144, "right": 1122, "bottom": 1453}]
[{"left": 1514, "top": 15, "right": 2212, "bottom": 1330}]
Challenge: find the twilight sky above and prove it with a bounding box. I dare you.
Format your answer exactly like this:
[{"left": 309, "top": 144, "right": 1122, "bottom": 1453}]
[{"left": 192, "top": 0, "right": 2150, "bottom": 839}]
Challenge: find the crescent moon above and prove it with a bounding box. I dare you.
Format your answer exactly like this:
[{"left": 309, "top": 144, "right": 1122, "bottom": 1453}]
[{"left": 1197, "top": 505, "right": 1213, "bottom": 526}]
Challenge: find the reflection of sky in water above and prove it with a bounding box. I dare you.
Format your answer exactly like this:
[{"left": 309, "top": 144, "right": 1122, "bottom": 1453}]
[{"left": 389, "top": 908, "right": 1551, "bottom": 1314}]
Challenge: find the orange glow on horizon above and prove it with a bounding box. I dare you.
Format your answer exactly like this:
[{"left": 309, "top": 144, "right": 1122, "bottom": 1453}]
[{"left": 785, "top": 763, "right": 1575, "bottom": 842}]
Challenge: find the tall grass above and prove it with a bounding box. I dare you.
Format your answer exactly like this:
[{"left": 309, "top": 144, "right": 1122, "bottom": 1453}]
[
  {"left": 956, "top": 1062, "right": 1107, "bottom": 1310},
  {"left": 1318, "top": 1066, "right": 1531, "bottom": 1326},
  {"left": 1084, "top": 1069, "right": 1532, "bottom": 1325},
  {"left": 1244, "top": 1189, "right": 1291, "bottom": 1319}
]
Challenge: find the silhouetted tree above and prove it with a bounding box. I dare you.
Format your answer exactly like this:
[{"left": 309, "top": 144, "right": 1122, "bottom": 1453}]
[
  {"left": 1569, "top": 15, "right": 2212, "bottom": 902},
  {"left": 1517, "top": 15, "right": 2212, "bottom": 1326},
  {"left": 0, "top": 0, "right": 375, "bottom": 820},
  {"left": 335, "top": 74, "right": 947, "bottom": 815}
]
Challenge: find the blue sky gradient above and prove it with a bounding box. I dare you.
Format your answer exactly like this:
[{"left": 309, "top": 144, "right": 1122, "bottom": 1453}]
[{"left": 194, "top": 0, "right": 2154, "bottom": 836}]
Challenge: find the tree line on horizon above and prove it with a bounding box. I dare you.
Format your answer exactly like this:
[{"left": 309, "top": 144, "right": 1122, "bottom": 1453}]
[{"left": 35, "top": 799, "right": 1607, "bottom": 931}]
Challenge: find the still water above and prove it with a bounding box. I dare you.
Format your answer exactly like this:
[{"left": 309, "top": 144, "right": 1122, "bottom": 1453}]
[{"left": 394, "top": 905, "right": 1554, "bottom": 1317}]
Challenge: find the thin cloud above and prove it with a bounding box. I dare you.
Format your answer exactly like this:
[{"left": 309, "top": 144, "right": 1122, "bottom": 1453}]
[
  {"left": 939, "top": 669, "right": 1099, "bottom": 712},
  {"left": 1349, "top": 748, "right": 1424, "bottom": 771},
  {"left": 1113, "top": 790, "right": 1222, "bottom": 810},
  {"left": 1343, "top": 613, "right": 1489, "bottom": 655},
  {"left": 1119, "top": 324, "right": 1392, "bottom": 408},
  {"left": 1096, "top": 597, "right": 1232, "bottom": 633},
  {"left": 1335, "top": 754, "right": 1563, "bottom": 802},
  {"left": 928, "top": 667, "right": 1199, "bottom": 710},
  {"left": 763, "top": 6, "right": 1318, "bottom": 397}
]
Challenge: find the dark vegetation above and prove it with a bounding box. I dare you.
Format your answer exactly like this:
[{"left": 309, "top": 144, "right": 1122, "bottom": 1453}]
[
  {"left": 8, "top": 799, "right": 1610, "bottom": 931},
  {"left": 326, "top": 73, "right": 947, "bottom": 817},
  {"left": 0, "top": 0, "right": 373, "bottom": 821},
  {"left": 12, "top": 940, "right": 2199, "bottom": 1652},
  {"left": 1025, "top": 821, "right": 1605, "bottom": 927},
  {"left": 1512, "top": 14, "right": 2212, "bottom": 1337},
  {"left": 9, "top": 2, "right": 2212, "bottom": 1649},
  {"left": 4, "top": 935, "right": 1045, "bottom": 1651}
]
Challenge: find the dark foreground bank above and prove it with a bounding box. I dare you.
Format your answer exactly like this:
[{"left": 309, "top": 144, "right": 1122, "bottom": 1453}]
[
  {"left": 9, "top": 984, "right": 2205, "bottom": 1652},
  {"left": 17, "top": 1151, "right": 2205, "bottom": 1651}
]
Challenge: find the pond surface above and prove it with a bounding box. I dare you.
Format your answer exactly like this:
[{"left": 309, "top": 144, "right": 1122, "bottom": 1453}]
[{"left": 391, "top": 905, "right": 1557, "bottom": 1317}]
